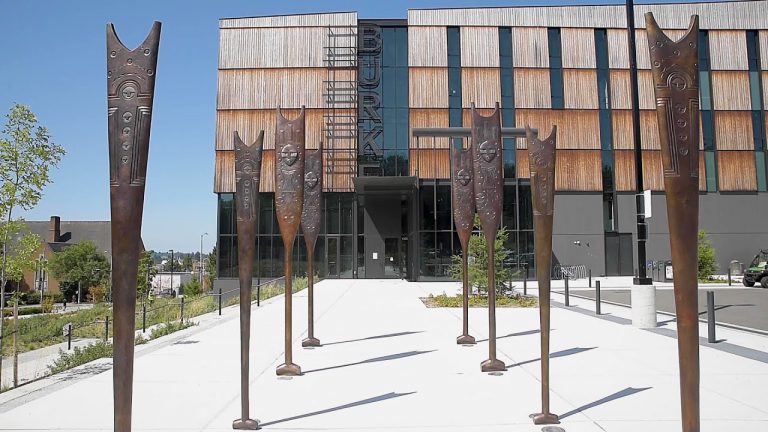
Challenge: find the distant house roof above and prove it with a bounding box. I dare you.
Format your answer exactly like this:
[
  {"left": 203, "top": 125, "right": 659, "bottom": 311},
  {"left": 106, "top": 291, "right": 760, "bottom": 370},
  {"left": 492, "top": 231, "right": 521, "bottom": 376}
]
[{"left": 24, "top": 218, "right": 145, "bottom": 261}]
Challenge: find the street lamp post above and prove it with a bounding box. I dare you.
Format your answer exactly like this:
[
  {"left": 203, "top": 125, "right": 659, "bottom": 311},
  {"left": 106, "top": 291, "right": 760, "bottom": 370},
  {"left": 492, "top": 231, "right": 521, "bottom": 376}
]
[
  {"left": 169, "top": 249, "right": 174, "bottom": 296},
  {"left": 104, "top": 251, "right": 113, "bottom": 303},
  {"left": 200, "top": 233, "right": 208, "bottom": 290}
]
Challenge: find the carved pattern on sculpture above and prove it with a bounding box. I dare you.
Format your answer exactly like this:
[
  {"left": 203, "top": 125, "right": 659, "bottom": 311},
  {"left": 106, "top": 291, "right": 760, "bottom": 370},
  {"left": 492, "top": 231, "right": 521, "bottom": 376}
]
[
  {"left": 451, "top": 146, "right": 475, "bottom": 239},
  {"left": 234, "top": 131, "right": 264, "bottom": 223},
  {"left": 301, "top": 143, "right": 323, "bottom": 246},
  {"left": 528, "top": 127, "right": 557, "bottom": 217},
  {"left": 275, "top": 107, "right": 306, "bottom": 240},
  {"left": 107, "top": 23, "right": 159, "bottom": 188},
  {"left": 470, "top": 104, "right": 502, "bottom": 238},
  {"left": 647, "top": 13, "right": 700, "bottom": 179}
]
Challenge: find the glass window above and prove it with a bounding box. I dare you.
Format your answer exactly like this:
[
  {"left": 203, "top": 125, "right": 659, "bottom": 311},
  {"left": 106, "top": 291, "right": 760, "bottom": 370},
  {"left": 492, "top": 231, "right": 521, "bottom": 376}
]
[
  {"left": 503, "top": 184, "right": 517, "bottom": 230},
  {"left": 340, "top": 236, "right": 354, "bottom": 278},
  {"left": 419, "top": 231, "right": 436, "bottom": 277},
  {"left": 603, "top": 193, "right": 615, "bottom": 232},
  {"left": 702, "top": 110, "right": 715, "bottom": 151},
  {"left": 218, "top": 194, "right": 235, "bottom": 235},
  {"left": 602, "top": 149, "right": 615, "bottom": 192},
  {"left": 447, "top": 27, "right": 461, "bottom": 58},
  {"left": 503, "top": 145, "right": 516, "bottom": 179},
  {"left": 550, "top": 68, "right": 564, "bottom": 109},
  {"left": 436, "top": 185, "right": 452, "bottom": 230},
  {"left": 326, "top": 193, "right": 340, "bottom": 234},
  {"left": 420, "top": 185, "right": 435, "bottom": 230},
  {"left": 753, "top": 111, "right": 765, "bottom": 152},
  {"left": 599, "top": 109, "right": 613, "bottom": 151},
  {"left": 698, "top": 30, "right": 710, "bottom": 70},
  {"left": 341, "top": 195, "right": 354, "bottom": 234},
  {"left": 749, "top": 71, "right": 762, "bottom": 111},
  {"left": 757, "top": 153, "right": 767, "bottom": 192},
  {"left": 257, "top": 236, "right": 272, "bottom": 278},
  {"left": 219, "top": 235, "right": 236, "bottom": 278},
  {"left": 518, "top": 184, "right": 533, "bottom": 230},
  {"left": 705, "top": 151, "right": 717, "bottom": 192}
]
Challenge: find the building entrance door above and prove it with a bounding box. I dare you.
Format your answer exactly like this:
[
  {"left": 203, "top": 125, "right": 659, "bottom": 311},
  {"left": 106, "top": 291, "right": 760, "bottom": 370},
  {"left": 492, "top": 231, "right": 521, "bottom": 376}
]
[{"left": 384, "top": 237, "right": 406, "bottom": 278}]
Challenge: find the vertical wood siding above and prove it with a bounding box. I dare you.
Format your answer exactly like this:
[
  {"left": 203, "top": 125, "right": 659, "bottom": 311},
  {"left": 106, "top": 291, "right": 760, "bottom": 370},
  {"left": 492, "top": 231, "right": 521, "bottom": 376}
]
[
  {"left": 410, "top": 109, "right": 450, "bottom": 149},
  {"left": 555, "top": 150, "right": 602, "bottom": 191},
  {"left": 564, "top": 69, "right": 599, "bottom": 109},
  {"left": 514, "top": 69, "right": 551, "bottom": 108},
  {"left": 711, "top": 71, "right": 752, "bottom": 110},
  {"left": 516, "top": 109, "right": 600, "bottom": 149},
  {"left": 642, "top": 150, "right": 665, "bottom": 191},
  {"left": 214, "top": 151, "right": 235, "bottom": 193},
  {"left": 460, "top": 27, "right": 500, "bottom": 67},
  {"left": 718, "top": 151, "right": 757, "bottom": 191},
  {"left": 761, "top": 31, "right": 768, "bottom": 71},
  {"left": 610, "top": 110, "right": 659, "bottom": 150},
  {"left": 409, "top": 67, "right": 450, "bottom": 108},
  {"left": 409, "top": 26, "right": 448, "bottom": 67},
  {"left": 215, "top": 109, "right": 328, "bottom": 150},
  {"left": 462, "top": 68, "right": 501, "bottom": 108},
  {"left": 517, "top": 149, "right": 530, "bottom": 178},
  {"left": 217, "top": 69, "right": 327, "bottom": 109},
  {"left": 218, "top": 27, "right": 326, "bottom": 68},
  {"left": 512, "top": 27, "right": 549, "bottom": 68},
  {"left": 561, "top": 28, "right": 597, "bottom": 68},
  {"left": 714, "top": 111, "right": 754, "bottom": 150},
  {"left": 409, "top": 149, "right": 451, "bottom": 179},
  {"left": 607, "top": 29, "right": 629, "bottom": 69},
  {"left": 708, "top": 30, "right": 748, "bottom": 70},
  {"left": 610, "top": 70, "right": 654, "bottom": 110}
]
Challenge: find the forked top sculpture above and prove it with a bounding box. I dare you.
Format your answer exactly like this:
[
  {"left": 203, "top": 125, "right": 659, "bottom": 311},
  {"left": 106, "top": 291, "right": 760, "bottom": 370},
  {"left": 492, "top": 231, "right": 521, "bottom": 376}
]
[
  {"left": 106, "top": 21, "right": 161, "bottom": 432},
  {"left": 275, "top": 106, "right": 306, "bottom": 376},
  {"left": 646, "top": 12, "right": 701, "bottom": 432},
  {"left": 527, "top": 125, "right": 559, "bottom": 425},
  {"left": 232, "top": 130, "right": 264, "bottom": 430},
  {"left": 451, "top": 144, "right": 476, "bottom": 345},
  {"left": 301, "top": 142, "right": 323, "bottom": 348},
  {"left": 470, "top": 103, "right": 505, "bottom": 372}
]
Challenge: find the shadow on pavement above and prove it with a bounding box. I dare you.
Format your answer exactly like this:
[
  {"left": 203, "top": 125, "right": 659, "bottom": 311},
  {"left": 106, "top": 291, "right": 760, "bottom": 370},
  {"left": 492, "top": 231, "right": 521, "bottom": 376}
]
[
  {"left": 259, "top": 391, "right": 417, "bottom": 426},
  {"left": 506, "top": 346, "right": 596, "bottom": 369},
  {"left": 321, "top": 331, "right": 424, "bottom": 347},
  {"left": 303, "top": 350, "right": 436, "bottom": 374},
  {"left": 477, "top": 329, "right": 542, "bottom": 343},
  {"left": 558, "top": 386, "right": 651, "bottom": 419}
]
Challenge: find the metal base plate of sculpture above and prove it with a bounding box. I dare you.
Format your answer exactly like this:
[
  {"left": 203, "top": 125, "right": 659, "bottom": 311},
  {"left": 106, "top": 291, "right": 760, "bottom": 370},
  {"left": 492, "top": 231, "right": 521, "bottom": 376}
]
[
  {"left": 451, "top": 144, "right": 476, "bottom": 346},
  {"left": 107, "top": 21, "right": 160, "bottom": 432},
  {"left": 646, "top": 12, "right": 701, "bottom": 432},
  {"left": 275, "top": 106, "right": 306, "bottom": 376},
  {"left": 232, "top": 131, "right": 264, "bottom": 429},
  {"left": 471, "top": 103, "right": 505, "bottom": 373},
  {"left": 301, "top": 142, "right": 323, "bottom": 348},
  {"left": 527, "top": 126, "right": 559, "bottom": 425}
]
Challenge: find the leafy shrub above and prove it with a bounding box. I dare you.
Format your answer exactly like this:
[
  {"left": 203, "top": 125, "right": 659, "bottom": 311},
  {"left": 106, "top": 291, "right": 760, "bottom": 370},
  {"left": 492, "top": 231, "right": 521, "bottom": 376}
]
[
  {"left": 149, "top": 321, "right": 195, "bottom": 340},
  {"left": 48, "top": 342, "right": 113, "bottom": 375},
  {"left": 448, "top": 216, "right": 513, "bottom": 298},
  {"left": 41, "top": 296, "right": 54, "bottom": 313},
  {"left": 89, "top": 286, "right": 107, "bottom": 303},
  {"left": 698, "top": 230, "right": 718, "bottom": 280},
  {"left": 2, "top": 306, "right": 43, "bottom": 317}
]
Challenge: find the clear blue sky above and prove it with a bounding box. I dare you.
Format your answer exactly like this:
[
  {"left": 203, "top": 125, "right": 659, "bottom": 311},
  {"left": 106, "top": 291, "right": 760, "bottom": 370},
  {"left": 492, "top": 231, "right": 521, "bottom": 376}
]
[{"left": 0, "top": 0, "right": 725, "bottom": 252}]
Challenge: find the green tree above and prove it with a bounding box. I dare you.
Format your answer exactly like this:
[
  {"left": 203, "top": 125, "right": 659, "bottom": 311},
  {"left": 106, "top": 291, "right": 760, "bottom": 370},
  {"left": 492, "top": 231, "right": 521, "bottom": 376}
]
[
  {"left": 181, "top": 254, "right": 193, "bottom": 272},
  {"left": 697, "top": 230, "right": 718, "bottom": 280},
  {"left": 0, "top": 221, "right": 40, "bottom": 288},
  {"left": 449, "top": 215, "right": 512, "bottom": 298},
  {"left": 137, "top": 250, "right": 157, "bottom": 299},
  {"left": 0, "top": 103, "right": 65, "bottom": 384},
  {"left": 182, "top": 276, "right": 202, "bottom": 297},
  {"left": 207, "top": 245, "right": 217, "bottom": 289},
  {"left": 47, "top": 241, "right": 110, "bottom": 302}
]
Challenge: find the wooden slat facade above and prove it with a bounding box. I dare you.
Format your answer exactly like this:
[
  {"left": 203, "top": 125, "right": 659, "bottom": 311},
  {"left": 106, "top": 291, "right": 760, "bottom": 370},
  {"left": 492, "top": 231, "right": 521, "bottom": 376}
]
[
  {"left": 217, "top": 68, "right": 328, "bottom": 109},
  {"left": 517, "top": 149, "right": 530, "bottom": 178},
  {"left": 762, "top": 31, "right": 768, "bottom": 71},
  {"left": 563, "top": 69, "right": 598, "bottom": 109},
  {"left": 410, "top": 109, "right": 450, "bottom": 149},
  {"left": 460, "top": 27, "right": 500, "bottom": 67},
  {"left": 763, "top": 71, "right": 768, "bottom": 110},
  {"left": 642, "top": 150, "right": 665, "bottom": 191},
  {"left": 714, "top": 111, "right": 754, "bottom": 150},
  {"left": 408, "top": 26, "right": 448, "bottom": 67},
  {"left": 512, "top": 27, "right": 549, "bottom": 68},
  {"left": 708, "top": 30, "right": 749, "bottom": 71},
  {"left": 610, "top": 70, "right": 654, "bottom": 110},
  {"left": 216, "top": 108, "right": 328, "bottom": 150},
  {"left": 516, "top": 109, "right": 600, "bottom": 149},
  {"left": 614, "top": 150, "right": 706, "bottom": 192},
  {"left": 409, "top": 67, "right": 449, "bottom": 108},
  {"left": 462, "top": 68, "right": 501, "bottom": 108},
  {"left": 409, "top": 149, "right": 450, "bottom": 179},
  {"left": 462, "top": 108, "right": 499, "bottom": 128},
  {"left": 214, "top": 151, "right": 235, "bottom": 193},
  {"left": 711, "top": 71, "right": 752, "bottom": 111},
  {"left": 555, "top": 150, "right": 602, "bottom": 191},
  {"left": 514, "top": 68, "right": 551, "bottom": 109},
  {"left": 610, "top": 110, "right": 660, "bottom": 150},
  {"left": 718, "top": 151, "right": 757, "bottom": 191},
  {"left": 218, "top": 27, "right": 326, "bottom": 68},
  {"left": 220, "top": 12, "right": 357, "bottom": 29},
  {"left": 561, "top": 28, "right": 596, "bottom": 69}
]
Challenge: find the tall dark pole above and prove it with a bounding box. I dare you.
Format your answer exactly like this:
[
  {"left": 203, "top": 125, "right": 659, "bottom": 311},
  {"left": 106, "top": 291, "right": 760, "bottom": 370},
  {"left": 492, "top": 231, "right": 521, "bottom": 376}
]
[
  {"left": 169, "top": 249, "right": 174, "bottom": 296},
  {"left": 626, "top": 0, "right": 651, "bottom": 285}
]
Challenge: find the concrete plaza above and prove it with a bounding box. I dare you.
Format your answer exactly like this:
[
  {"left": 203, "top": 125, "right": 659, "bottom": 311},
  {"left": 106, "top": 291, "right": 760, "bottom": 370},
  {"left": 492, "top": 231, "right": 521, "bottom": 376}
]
[{"left": 0, "top": 278, "right": 766, "bottom": 431}]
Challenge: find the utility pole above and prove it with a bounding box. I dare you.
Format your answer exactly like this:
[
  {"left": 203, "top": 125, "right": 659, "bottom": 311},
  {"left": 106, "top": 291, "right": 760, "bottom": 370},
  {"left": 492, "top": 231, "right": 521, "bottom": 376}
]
[
  {"left": 626, "top": 0, "right": 652, "bottom": 285},
  {"left": 169, "top": 249, "right": 175, "bottom": 296},
  {"left": 200, "top": 232, "right": 208, "bottom": 290}
]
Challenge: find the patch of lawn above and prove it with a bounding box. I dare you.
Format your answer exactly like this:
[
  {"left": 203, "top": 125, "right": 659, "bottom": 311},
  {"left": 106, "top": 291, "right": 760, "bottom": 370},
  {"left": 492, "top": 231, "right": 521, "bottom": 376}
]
[{"left": 421, "top": 293, "right": 537, "bottom": 308}]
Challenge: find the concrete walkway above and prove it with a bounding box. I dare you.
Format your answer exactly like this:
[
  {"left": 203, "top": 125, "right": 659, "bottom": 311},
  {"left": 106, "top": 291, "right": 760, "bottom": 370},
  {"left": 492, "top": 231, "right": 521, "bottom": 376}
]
[{"left": 0, "top": 279, "right": 766, "bottom": 431}]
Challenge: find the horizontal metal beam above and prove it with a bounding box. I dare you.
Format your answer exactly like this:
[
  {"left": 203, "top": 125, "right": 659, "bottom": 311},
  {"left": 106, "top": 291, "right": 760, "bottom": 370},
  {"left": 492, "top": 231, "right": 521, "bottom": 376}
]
[{"left": 411, "top": 127, "right": 535, "bottom": 138}]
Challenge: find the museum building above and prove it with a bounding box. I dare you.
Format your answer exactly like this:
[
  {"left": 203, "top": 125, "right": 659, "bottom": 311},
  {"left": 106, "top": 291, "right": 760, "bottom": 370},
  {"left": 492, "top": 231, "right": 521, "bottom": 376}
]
[{"left": 212, "top": 2, "right": 768, "bottom": 288}]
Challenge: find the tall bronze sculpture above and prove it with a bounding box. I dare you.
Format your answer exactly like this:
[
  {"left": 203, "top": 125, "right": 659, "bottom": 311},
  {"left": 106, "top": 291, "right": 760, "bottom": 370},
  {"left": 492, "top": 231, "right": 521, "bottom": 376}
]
[
  {"left": 451, "top": 144, "right": 476, "bottom": 345},
  {"left": 470, "top": 104, "right": 505, "bottom": 372},
  {"left": 301, "top": 142, "right": 323, "bottom": 348},
  {"left": 527, "top": 126, "right": 559, "bottom": 425},
  {"left": 232, "top": 131, "right": 264, "bottom": 430},
  {"left": 646, "top": 13, "right": 701, "bottom": 432},
  {"left": 106, "top": 21, "right": 160, "bottom": 432},
  {"left": 275, "top": 106, "right": 305, "bottom": 376}
]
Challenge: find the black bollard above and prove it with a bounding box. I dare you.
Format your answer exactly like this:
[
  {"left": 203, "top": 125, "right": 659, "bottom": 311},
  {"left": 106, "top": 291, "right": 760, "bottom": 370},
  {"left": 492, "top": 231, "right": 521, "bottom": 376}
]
[
  {"left": 588, "top": 269, "right": 592, "bottom": 288},
  {"left": 727, "top": 268, "right": 732, "bottom": 286},
  {"left": 595, "top": 280, "right": 602, "bottom": 315},
  {"left": 180, "top": 296, "right": 185, "bottom": 325},
  {"left": 218, "top": 288, "right": 222, "bottom": 316},
  {"left": 564, "top": 276, "right": 570, "bottom": 307},
  {"left": 523, "top": 267, "right": 528, "bottom": 296},
  {"left": 67, "top": 324, "right": 72, "bottom": 350},
  {"left": 104, "top": 316, "right": 109, "bottom": 342},
  {"left": 142, "top": 303, "right": 147, "bottom": 333},
  {"left": 257, "top": 283, "right": 261, "bottom": 307},
  {"left": 707, "top": 291, "right": 716, "bottom": 343}
]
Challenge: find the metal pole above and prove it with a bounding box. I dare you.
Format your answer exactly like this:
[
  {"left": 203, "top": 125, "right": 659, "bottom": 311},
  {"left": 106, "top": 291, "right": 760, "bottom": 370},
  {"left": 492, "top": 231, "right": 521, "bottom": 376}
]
[
  {"left": 257, "top": 283, "right": 261, "bottom": 307},
  {"left": 523, "top": 264, "right": 528, "bottom": 296},
  {"left": 626, "top": 0, "right": 651, "bottom": 285},
  {"left": 727, "top": 268, "right": 732, "bottom": 286},
  {"left": 564, "top": 276, "right": 570, "bottom": 307},
  {"left": 68, "top": 324, "right": 72, "bottom": 350},
  {"left": 105, "top": 316, "right": 109, "bottom": 342},
  {"left": 180, "top": 296, "right": 185, "bottom": 325},
  {"left": 142, "top": 303, "right": 146, "bottom": 333},
  {"left": 13, "top": 299, "right": 18, "bottom": 388},
  {"left": 596, "top": 280, "right": 602, "bottom": 315},
  {"left": 200, "top": 232, "right": 208, "bottom": 291},
  {"left": 588, "top": 269, "right": 592, "bottom": 288},
  {"left": 218, "top": 288, "right": 222, "bottom": 315},
  {"left": 78, "top": 280, "right": 81, "bottom": 304},
  {"left": 170, "top": 249, "right": 174, "bottom": 297},
  {"left": 707, "top": 291, "right": 716, "bottom": 343}
]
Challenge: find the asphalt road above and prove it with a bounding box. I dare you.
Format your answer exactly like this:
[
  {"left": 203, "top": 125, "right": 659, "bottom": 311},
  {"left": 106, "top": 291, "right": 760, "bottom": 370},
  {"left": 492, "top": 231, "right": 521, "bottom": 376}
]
[{"left": 572, "top": 288, "right": 768, "bottom": 333}]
